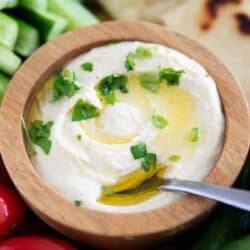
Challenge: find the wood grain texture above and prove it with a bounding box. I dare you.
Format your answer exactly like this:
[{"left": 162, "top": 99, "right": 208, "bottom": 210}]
[{"left": 0, "top": 21, "right": 249, "bottom": 249}]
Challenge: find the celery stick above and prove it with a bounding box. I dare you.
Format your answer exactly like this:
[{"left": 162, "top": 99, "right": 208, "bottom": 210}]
[{"left": 19, "top": 0, "right": 47, "bottom": 11}]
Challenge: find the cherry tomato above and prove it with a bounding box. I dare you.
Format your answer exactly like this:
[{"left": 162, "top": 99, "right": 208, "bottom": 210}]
[
  {"left": 0, "top": 184, "right": 25, "bottom": 240},
  {"left": 0, "top": 236, "right": 77, "bottom": 250}
]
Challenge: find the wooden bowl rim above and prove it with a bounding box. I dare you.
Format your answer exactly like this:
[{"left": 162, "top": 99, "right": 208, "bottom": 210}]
[{"left": 0, "top": 21, "right": 249, "bottom": 238}]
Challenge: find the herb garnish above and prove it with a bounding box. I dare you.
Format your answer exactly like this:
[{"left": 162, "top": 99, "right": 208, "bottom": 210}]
[
  {"left": 102, "top": 186, "right": 114, "bottom": 195},
  {"left": 168, "top": 155, "right": 181, "bottom": 162},
  {"left": 50, "top": 69, "right": 81, "bottom": 102},
  {"left": 21, "top": 119, "right": 54, "bottom": 155},
  {"left": 72, "top": 99, "right": 99, "bottom": 122},
  {"left": 97, "top": 73, "right": 128, "bottom": 104},
  {"left": 139, "top": 73, "right": 160, "bottom": 93},
  {"left": 81, "top": 62, "right": 93, "bottom": 72},
  {"left": 74, "top": 200, "right": 82, "bottom": 206},
  {"left": 77, "top": 134, "right": 82, "bottom": 141},
  {"left": 142, "top": 153, "right": 157, "bottom": 172},
  {"left": 125, "top": 46, "right": 153, "bottom": 71},
  {"left": 190, "top": 127, "right": 199, "bottom": 142},
  {"left": 130, "top": 143, "right": 147, "bottom": 159},
  {"left": 152, "top": 110, "right": 168, "bottom": 129},
  {"left": 20, "top": 116, "right": 37, "bottom": 157},
  {"left": 130, "top": 142, "right": 157, "bottom": 172},
  {"left": 159, "top": 67, "right": 185, "bottom": 86}
]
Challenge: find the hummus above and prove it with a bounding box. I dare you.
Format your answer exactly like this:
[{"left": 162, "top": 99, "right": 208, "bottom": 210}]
[{"left": 28, "top": 41, "right": 225, "bottom": 213}]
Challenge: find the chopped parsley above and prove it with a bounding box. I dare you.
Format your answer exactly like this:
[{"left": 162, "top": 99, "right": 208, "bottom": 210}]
[
  {"left": 142, "top": 153, "right": 157, "bottom": 172},
  {"left": 190, "top": 127, "right": 199, "bottom": 142},
  {"left": 81, "top": 62, "right": 93, "bottom": 72},
  {"left": 130, "top": 143, "right": 147, "bottom": 159},
  {"left": 125, "top": 52, "right": 135, "bottom": 71},
  {"left": 27, "top": 119, "right": 54, "bottom": 155},
  {"left": 97, "top": 73, "right": 128, "bottom": 104},
  {"left": 125, "top": 46, "right": 153, "bottom": 71},
  {"left": 20, "top": 116, "right": 37, "bottom": 157},
  {"left": 159, "top": 67, "right": 185, "bottom": 86},
  {"left": 152, "top": 110, "right": 168, "bottom": 129},
  {"left": 50, "top": 69, "right": 81, "bottom": 102},
  {"left": 74, "top": 200, "right": 82, "bottom": 206},
  {"left": 72, "top": 99, "right": 99, "bottom": 122},
  {"left": 102, "top": 186, "right": 114, "bottom": 195},
  {"left": 139, "top": 73, "right": 160, "bottom": 93},
  {"left": 168, "top": 154, "right": 181, "bottom": 162},
  {"left": 77, "top": 134, "right": 82, "bottom": 141}
]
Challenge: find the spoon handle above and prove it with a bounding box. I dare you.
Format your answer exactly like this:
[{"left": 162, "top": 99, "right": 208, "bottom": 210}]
[{"left": 160, "top": 179, "right": 250, "bottom": 211}]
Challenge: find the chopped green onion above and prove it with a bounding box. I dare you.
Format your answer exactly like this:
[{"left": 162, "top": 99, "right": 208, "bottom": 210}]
[
  {"left": 125, "top": 46, "right": 153, "bottom": 71},
  {"left": 97, "top": 73, "right": 128, "bottom": 104},
  {"left": 159, "top": 67, "right": 185, "bottom": 86},
  {"left": 168, "top": 155, "right": 181, "bottom": 162},
  {"left": 74, "top": 200, "right": 82, "bottom": 206},
  {"left": 130, "top": 143, "right": 147, "bottom": 159},
  {"left": 28, "top": 119, "right": 54, "bottom": 155},
  {"left": 72, "top": 99, "right": 99, "bottom": 122},
  {"left": 142, "top": 153, "right": 157, "bottom": 172},
  {"left": 139, "top": 73, "right": 160, "bottom": 93},
  {"left": 190, "top": 127, "right": 199, "bottom": 142},
  {"left": 152, "top": 110, "right": 168, "bottom": 129},
  {"left": 81, "top": 62, "right": 93, "bottom": 72},
  {"left": 50, "top": 69, "right": 80, "bottom": 102}
]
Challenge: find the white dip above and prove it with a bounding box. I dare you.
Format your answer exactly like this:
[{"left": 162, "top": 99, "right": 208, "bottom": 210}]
[{"left": 30, "top": 41, "right": 225, "bottom": 213}]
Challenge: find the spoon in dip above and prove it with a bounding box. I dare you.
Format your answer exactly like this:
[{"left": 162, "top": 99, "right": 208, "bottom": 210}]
[{"left": 160, "top": 179, "right": 250, "bottom": 211}]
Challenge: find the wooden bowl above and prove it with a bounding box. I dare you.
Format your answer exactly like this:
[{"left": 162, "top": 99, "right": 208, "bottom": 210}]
[{"left": 0, "top": 21, "right": 249, "bottom": 249}]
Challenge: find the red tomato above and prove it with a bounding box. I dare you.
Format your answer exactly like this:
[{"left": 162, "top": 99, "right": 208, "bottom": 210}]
[
  {"left": 0, "top": 184, "right": 25, "bottom": 240},
  {"left": 0, "top": 236, "right": 77, "bottom": 250}
]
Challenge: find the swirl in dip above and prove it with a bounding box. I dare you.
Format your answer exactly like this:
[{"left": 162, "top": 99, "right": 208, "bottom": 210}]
[{"left": 26, "top": 41, "right": 225, "bottom": 213}]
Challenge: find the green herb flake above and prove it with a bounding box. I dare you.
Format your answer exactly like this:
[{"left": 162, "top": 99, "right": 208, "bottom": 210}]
[
  {"left": 72, "top": 99, "right": 99, "bottom": 122},
  {"left": 190, "top": 127, "right": 199, "bottom": 143},
  {"left": 139, "top": 73, "right": 160, "bottom": 93},
  {"left": 142, "top": 153, "right": 157, "bottom": 172},
  {"left": 135, "top": 46, "right": 152, "bottom": 59},
  {"left": 168, "top": 154, "right": 181, "bottom": 162},
  {"left": 125, "top": 46, "right": 153, "bottom": 71},
  {"left": 97, "top": 74, "right": 128, "bottom": 104},
  {"left": 102, "top": 186, "right": 114, "bottom": 196},
  {"left": 77, "top": 134, "right": 82, "bottom": 141},
  {"left": 125, "top": 52, "right": 135, "bottom": 71},
  {"left": 81, "top": 62, "right": 93, "bottom": 72},
  {"left": 130, "top": 143, "right": 147, "bottom": 159},
  {"left": 74, "top": 200, "right": 82, "bottom": 206},
  {"left": 152, "top": 110, "right": 168, "bottom": 129},
  {"left": 50, "top": 69, "right": 81, "bottom": 102},
  {"left": 20, "top": 116, "right": 37, "bottom": 157},
  {"left": 159, "top": 67, "right": 185, "bottom": 86},
  {"left": 29, "top": 120, "right": 54, "bottom": 155}
]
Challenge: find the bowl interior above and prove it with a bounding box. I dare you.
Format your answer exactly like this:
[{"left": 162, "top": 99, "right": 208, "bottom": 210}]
[{"left": 0, "top": 21, "right": 249, "bottom": 242}]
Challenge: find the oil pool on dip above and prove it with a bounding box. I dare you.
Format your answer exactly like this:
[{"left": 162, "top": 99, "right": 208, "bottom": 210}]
[{"left": 23, "top": 41, "right": 225, "bottom": 213}]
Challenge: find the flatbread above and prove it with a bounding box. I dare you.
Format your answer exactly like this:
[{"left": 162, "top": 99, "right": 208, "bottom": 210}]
[
  {"left": 98, "top": 0, "right": 186, "bottom": 22},
  {"left": 161, "top": 0, "right": 250, "bottom": 106}
]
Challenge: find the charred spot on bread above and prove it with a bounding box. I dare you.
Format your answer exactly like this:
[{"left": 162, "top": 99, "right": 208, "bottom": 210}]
[{"left": 235, "top": 13, "right": 250, "bottom": 35}]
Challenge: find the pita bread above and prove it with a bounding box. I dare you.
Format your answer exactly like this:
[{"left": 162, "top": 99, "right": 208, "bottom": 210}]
[
  {"left": 161, "top": 0, "right": 250, "bottom": 106},
  {"left": 98, "top": 0, "right": 186, "bottom": 22}
]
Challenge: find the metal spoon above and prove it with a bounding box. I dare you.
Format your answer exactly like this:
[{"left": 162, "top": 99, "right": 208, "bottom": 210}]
[{"left": 159, "top": 179, "right": 250, "bottom": 211}]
